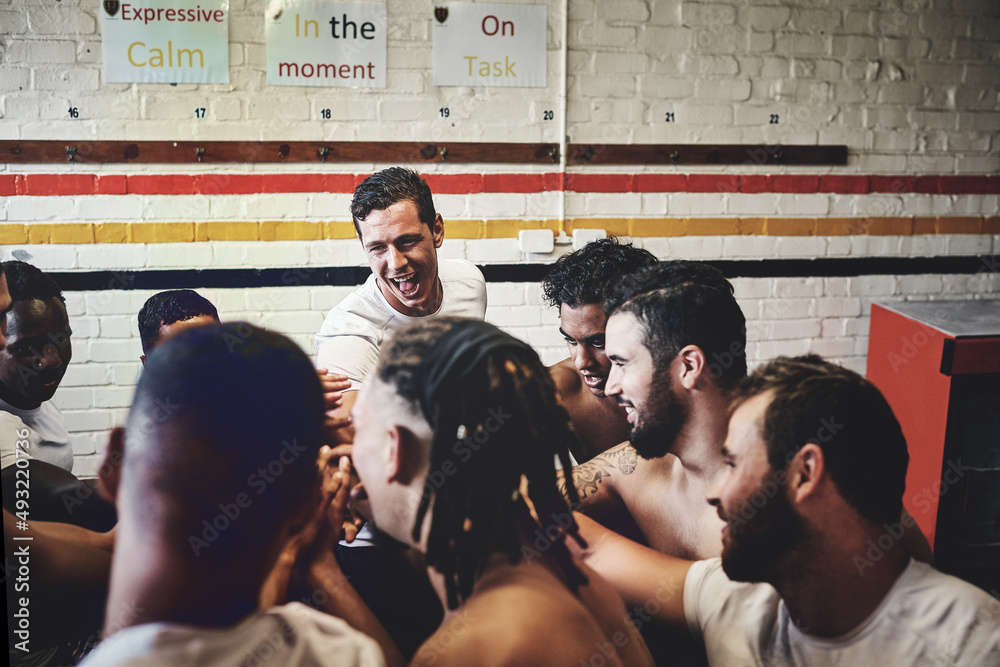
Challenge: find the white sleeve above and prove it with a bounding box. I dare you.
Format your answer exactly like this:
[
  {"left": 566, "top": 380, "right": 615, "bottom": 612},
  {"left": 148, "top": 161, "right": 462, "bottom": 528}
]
[
  {"left": 683, "top": 558, "right": 723, "bottom": 642},
  {"left": 315, "top": 334, "right": 381, "bottom": 388},
  {"left": 0, "top": 413, "right": 36, "bottom": 470}
]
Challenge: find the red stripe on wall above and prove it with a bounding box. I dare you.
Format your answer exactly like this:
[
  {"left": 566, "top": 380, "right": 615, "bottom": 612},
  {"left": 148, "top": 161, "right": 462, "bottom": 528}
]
[
  {"left": 0, "top": 175, "right": 23, "bottom": 196},
  {"left": 23, "top": 174, "right": 96, "bottom": 195},
  {"left": 11, "top": 174, "right": 1000, "bottom": 196}
]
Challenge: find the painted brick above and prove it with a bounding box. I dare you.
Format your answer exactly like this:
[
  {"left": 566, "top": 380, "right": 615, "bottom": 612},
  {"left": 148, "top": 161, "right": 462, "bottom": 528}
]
[
  {"left": 9, "top": 197, "right": 81, "bottom": 221},
  {"left": 63, "top": 410, "right": 112, "bottom": 433},
  {"left": 767, "top": 318, "right": 823, "bottom": 341},
  {"left": 594, "top": 52, "right": 651, "bottom": 74},
  {"left": 676, "top": 55, "right": 739, "bottom": 76},
  {"left": 740, "top": 6, "right": 791, "bottom": 31},
  {"left": 259, "top": 310, "right": 325, "bottom": 335},
  {"left": 12, "top": 244, "right": 79, "bottom": 270},
  {"left": 575, "top": 74, "right": 637, "bottom": 98},
  {"left": 695, "top": 79, "right": 752, "bottom": 102},
  {"left": 681, "top": 4, "right": 736, "bottom": 26},
  {"left": 89, "top": 339, "right": 141, "bottom": 363},
  {"left": 52, "top": 387, "right": 94, "bottom": 412},
  {"left": 637, "top": 27, "right": 691, "bottom": 53},
  {"left": 0, "top": 67, "right": 31, "bottom": 91},
  {"left": 106, "top": 363, "right": 140, "bottom": 388},
  {"left": 93, "top": 387, "right": 136, "bottom": 410},
  {"left": 27, "top": 5, "right": 96, "bottom": 33},
  {"left": 792, "top": 9, "right": 842, "bottom": 33},
  {"left": 97, "top": 315, "right": 135, "bottom": 339},
  {"left": 245, "top": 288, "right": 311, "bottom": 313},
  {"left": 486, "top": 306, "right": 542, "bottom": 328},
  {"left": 487, "top": 283, "right": 527, "bottom": 307},
  {"left": 849, "top": 275, "right": 897, "bottom": 297}
]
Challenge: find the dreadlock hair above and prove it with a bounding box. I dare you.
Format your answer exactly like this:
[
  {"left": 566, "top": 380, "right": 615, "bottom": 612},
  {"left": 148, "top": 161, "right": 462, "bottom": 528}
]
[{"left": 373, "top": 317, "right": 586, "bottom": 610}]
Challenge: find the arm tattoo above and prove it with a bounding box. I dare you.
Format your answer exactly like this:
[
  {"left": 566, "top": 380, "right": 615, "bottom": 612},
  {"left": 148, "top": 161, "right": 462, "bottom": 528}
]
[
  {"left": 558, "top": 444, "right": 634, "bottom": 501},
  {"left": 617, "top": 447, "right": 638, "bottom": 475}
]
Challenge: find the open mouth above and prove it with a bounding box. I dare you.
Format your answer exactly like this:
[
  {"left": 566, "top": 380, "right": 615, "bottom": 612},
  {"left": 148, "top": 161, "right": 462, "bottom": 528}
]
[
  {"left": 623, "top": 405, "right": 636, "bottom": 422},
  {"left": 581, "top": 373, "right": 605, "bottom": 389},
  {"left": 389, "top": 271, "right": 419, "bottom": 298}
]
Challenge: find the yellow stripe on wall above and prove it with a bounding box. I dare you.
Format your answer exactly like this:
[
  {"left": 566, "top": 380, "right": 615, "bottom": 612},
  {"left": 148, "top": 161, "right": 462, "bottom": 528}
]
[{"left": 1, "top": 217, "right": 997, "bottom": 245}]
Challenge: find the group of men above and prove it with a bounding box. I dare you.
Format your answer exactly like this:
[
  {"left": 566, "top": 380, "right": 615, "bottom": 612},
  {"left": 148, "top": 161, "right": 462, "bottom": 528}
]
[{"left": 3, "top": 167, "right": 998, "bottom": 666}]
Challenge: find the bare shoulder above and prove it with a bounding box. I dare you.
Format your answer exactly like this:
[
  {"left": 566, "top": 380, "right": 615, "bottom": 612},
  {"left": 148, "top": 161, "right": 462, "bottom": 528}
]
[
  {"left": 550, "top": 358, "right": 583, "bottom": 399},
  {"left": 413, "top": 565, "right": 650, "bottom": 667}
]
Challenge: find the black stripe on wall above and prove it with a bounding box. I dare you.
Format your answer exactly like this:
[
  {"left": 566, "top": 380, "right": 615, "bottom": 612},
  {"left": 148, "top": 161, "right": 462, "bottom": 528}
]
[{"left": 48, "top": 256, "right": 998, "bottom": 291}]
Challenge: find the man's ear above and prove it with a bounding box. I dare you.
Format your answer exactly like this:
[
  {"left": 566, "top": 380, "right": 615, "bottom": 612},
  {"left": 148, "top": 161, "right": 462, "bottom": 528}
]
[
  {"left": 432, "top": 213, "right": 444, "bottom": 248},
  {"left": 98, "top": 427, "right": 126, "bottom": 506},
  {"left": 677, "top": 345, "right": 707, "bottom": 390},
  {"left": 787, "top": 443, "right": 825, "bottom": 505},
  {"left": 385, "top": 424, "right": 406, "bottom": 483},
  {"left": 387, "top": 424, "right": 426, "bottom": 485},
  {"left": 139, "top": 354, "right": 146, "bottom": 367}
]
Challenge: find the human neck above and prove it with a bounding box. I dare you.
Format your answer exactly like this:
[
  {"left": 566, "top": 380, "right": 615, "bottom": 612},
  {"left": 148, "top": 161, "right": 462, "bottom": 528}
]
[
  {"left": 0, "top": 381, "right": 39, "bottom": 410},
  {"left": 771, "top": 524, "right": 910, "bottom": 638},
  {"left": 104, "top": 526, "right": 262, "bottom": 635},
  {"left": 669, "top": 389, "right": 731, "bottom": 478}
]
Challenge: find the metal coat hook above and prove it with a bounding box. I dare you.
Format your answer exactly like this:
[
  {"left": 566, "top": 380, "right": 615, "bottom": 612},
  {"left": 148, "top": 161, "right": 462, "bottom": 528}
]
[
  {"left": 66, "top": 145, "right": 77, "bottom": 162},
  {"left": 439, "top": 146, "right": 449, "bottom": 161},
  {"left": 318, "top": 146, "right": 329, "bottom": 162},
  {"left": 195, "top": 147, "right": 206, "bottom": 162},
  {"left": 548, "top": 146, "right": 558, "bottom": 163},
  {"left": 670, "top": 150, "right": 680, "bottom": 164}
]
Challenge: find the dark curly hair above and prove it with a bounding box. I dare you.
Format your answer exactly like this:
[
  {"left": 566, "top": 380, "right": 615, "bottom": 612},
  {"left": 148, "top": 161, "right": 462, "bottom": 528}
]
[
  {"left": 374, "top": 317, "right": 586, "bottom": 609},
  {"left": 604, "top": 260, "right": 747, "bottom": 390},
  {"left": 138, "top": 290, "right": 220, "bottom": 355},
  {"left": 2, "top": 260, "right": 65, "bottom": 304},
  {"left": 542, "top": 237, "right": 657, "bottom": 309},
  {"left": 734, "top": 355, "right": 908, "bottom": 526},
  {"left": 350, "top": 167, "right": 437, "bottom": 239}
]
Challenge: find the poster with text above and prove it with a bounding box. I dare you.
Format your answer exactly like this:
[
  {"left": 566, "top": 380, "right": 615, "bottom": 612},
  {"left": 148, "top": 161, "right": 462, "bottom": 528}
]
[
  {"left": 432, "top": 2, "right": 546, "bottom": 87},
  {"left": 101, "top": 0, "right": 230, "bottom": 83},
  {"left": 266, "top": 0, "right": 386, "bottom": 88}
]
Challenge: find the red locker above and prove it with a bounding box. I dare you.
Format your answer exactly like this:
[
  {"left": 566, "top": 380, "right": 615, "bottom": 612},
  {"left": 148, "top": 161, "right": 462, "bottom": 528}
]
[{"left": 867, "top": 299, "right": 1000, "bottom": 593}]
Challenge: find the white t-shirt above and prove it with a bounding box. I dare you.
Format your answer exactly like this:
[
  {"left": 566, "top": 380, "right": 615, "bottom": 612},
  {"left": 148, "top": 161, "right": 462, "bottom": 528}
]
[
  {"left": 0, "top": 398, "right": 73, "bottom": 471},
  {"left": 684, "top": 557, "right": 1000, "bottom": 666},
  {"left": 315, "top": 259, "right": 487, "bottom": 387},
  {"left": 78, "top": 602, "right": 386, "bottom": 667}
]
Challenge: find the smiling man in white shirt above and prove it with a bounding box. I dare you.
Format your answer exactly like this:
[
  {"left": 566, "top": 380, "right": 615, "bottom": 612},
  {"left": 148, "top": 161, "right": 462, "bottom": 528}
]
[{"left": 316, "top": 167, "right": 486, "bottom": 425}]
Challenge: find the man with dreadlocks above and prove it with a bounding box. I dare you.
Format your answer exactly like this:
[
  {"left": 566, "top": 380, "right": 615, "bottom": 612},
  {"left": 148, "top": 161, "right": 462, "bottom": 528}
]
[{"left": 350, "top": 317, "right": 653, "bottom": 666}]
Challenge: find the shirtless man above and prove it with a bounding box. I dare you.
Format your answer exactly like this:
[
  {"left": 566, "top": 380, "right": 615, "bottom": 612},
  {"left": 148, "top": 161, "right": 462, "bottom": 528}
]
[
  {"left": 350, "top": 317, "right": 653, "bottom": 666},
  {"left": 565, "top": 261, "right": 932, "bottom": 564},
  {"left": 560, "top": 261, "right": 744, "bottom": 559},
  {"left": 542, "top": 238, "right": 657, "bottom": 463}
]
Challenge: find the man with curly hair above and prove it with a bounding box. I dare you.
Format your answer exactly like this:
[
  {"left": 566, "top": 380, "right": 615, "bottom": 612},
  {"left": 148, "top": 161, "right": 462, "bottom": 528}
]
[{"left": 541, "top": 238, "right": 656, "bottom": 462}]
